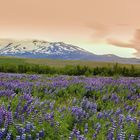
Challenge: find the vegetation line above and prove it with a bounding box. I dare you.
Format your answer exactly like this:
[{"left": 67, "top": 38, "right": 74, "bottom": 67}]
[{"left": 0, "top": 62, "right": 139, "bottom": 77}]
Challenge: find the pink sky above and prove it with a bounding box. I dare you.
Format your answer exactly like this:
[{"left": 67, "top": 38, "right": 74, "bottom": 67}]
[{"left": 0, "top": 0, "right": 140, "bottom": 57}]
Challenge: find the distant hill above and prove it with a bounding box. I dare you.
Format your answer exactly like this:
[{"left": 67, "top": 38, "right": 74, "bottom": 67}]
[{"left": 0, "top": 39, "right": 139, "bottom": 64}]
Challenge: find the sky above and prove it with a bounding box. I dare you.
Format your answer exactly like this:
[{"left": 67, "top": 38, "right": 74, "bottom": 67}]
[{"left": 0, "top": 0, "right": 140, "bottom": 58}]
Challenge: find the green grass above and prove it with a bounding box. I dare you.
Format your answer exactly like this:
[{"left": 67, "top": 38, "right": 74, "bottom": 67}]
[
  {"left": 0, "top": 56, "right": 26, "bottom": 65},
  {"left": 0, "top": 56, "right": 140, "bottom": 68}
]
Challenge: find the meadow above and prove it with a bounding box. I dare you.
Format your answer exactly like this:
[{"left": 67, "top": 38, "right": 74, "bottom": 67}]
[
  {"left": 0, "top": 56, "right": 140, "bottom": 68},
  {"left": 0, "top": 56, "right": 140, "bottom": 77},
  {"left": 0, "top": 73, "right": 139, "bottom": 140}
]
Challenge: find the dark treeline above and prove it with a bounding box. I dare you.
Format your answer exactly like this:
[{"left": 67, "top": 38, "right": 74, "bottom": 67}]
[{"left": 0, "top": 63, "right": 140, "bottom": 76}]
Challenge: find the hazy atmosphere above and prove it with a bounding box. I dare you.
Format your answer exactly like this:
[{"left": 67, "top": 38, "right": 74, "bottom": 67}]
[{"left": 0, "top": 0, "right": 140, "bottom": 58}]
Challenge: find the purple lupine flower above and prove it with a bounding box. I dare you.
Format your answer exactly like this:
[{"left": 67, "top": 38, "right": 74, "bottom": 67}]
[
  {"left": 107, "top": 131, "right": 114, "bottom": 140},
  {"left": 7, "top": 111, "right": 13, "bottom": 125},
  {"left": 39, "top": 129, "right": 44, "bottom": 138},
  {"left": 16, "top": 136, "right": 21, "bottom": 140},
  {"left": 128, "top": 134, "right": 135, "bottom": 140},
  {"left": 84, "top": 123, "right": 88, "bottom": 134},
  {"left": 21, "top": 134, "right": 26, "bottom": 140},
  {"left": 97, "top": 112, "right": 103, "bottom": 119},
  {"left": 138, "top": 120, "right": 140, "bottom": 130}
]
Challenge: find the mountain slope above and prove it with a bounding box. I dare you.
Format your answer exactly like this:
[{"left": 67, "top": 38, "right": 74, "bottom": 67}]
[{"left": 0, "top": 39, "right": 139, "bottom": 64}]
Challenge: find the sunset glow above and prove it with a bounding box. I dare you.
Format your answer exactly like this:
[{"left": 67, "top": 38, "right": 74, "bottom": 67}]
[{"left": 0, "top": 0, "right": 140, "bottom": 58}]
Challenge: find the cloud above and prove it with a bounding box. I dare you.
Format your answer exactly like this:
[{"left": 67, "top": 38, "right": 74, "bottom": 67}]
[
  {"left": 108, "top": 29, "right": 140, "bottom": 57},
  {"left": 133, "top": 29, "right": 140, "bottom": 42},
  {"left": 86, "top": 22, "right": 109, "bottom": 41},
  {"left": 108, "top": 39, "right": 132, "bottom": 48},
  {"left": 86, "top": 23, "right": 140, "bottom": 57}
]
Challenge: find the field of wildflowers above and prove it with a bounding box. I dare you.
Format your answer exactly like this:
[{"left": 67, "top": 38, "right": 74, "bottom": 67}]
[{"left": 0, "top": 73, "right": 139, "bottom": 140}]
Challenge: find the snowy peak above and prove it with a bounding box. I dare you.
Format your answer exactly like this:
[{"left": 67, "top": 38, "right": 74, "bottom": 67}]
[
  {"left": 0, "top": 39, "right": 49, "bottom": 53},
  {"left": 0, "top": 39, "right": 88, "bottom": 55}
]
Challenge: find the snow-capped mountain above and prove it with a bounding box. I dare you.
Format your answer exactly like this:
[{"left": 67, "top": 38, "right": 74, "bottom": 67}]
[
  {"left": 0, "top": 39, "right": 139, "bottom": 64},
  {"left": 0, "top": 39, "right": 91, "bottom": 58}
]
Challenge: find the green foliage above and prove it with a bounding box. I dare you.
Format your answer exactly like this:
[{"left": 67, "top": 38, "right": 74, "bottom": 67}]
[{"left": 0, "top": 58, "right": 140, "bottom": 76}]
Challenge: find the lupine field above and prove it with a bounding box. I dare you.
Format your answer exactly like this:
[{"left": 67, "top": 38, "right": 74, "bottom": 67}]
[{"left": 0, "top": 73, "right": 139, "bottom": 140}]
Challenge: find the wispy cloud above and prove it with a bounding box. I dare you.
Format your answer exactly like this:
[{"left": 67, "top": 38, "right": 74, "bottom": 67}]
[
  {"left": 108, "top": 29, "right": 140, "bottom": 57},
  {"left": 108, "top": 39, "right": 132, "bottom": 48},
  {"left": 86, "top": 22, "right": 110, "bottom": 41}
]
